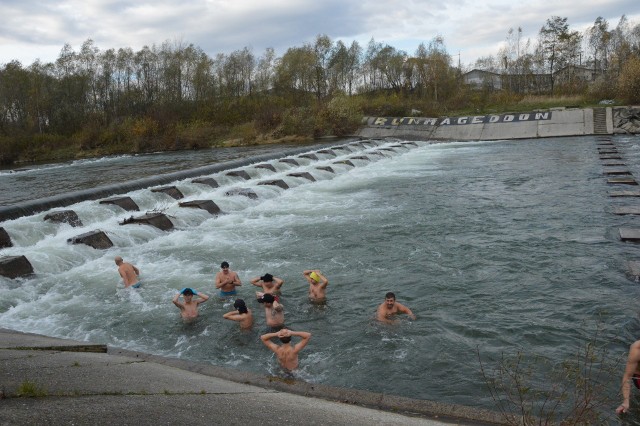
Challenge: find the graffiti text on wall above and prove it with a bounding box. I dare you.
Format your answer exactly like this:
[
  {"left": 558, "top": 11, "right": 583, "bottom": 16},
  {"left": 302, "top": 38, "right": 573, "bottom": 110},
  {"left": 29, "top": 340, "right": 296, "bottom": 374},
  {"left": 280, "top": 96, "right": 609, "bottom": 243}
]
[{"left": 373, "top": 112, "right": 552, "bottom": 126}]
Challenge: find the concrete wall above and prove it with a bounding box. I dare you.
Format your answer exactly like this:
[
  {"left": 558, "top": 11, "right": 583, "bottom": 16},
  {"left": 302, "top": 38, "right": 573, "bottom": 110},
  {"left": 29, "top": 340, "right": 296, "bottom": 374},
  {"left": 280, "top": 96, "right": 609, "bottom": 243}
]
[{"left": 357, "top": 107, "right": 613, "bottom": 141}]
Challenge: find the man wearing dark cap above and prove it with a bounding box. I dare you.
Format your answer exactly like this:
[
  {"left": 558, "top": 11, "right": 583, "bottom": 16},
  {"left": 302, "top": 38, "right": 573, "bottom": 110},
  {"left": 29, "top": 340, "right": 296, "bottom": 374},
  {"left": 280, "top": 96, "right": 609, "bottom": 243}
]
[
  {"left": 222, "top": 299, "right": 253, "bottom": 329},
  {"left": 250, "top": 272, "right": 284, "bottom": 300},
  {"left": 215, "top": 261, "right": 241, "bottom": 299},
  {"left": 258, "top": 293, "right": 284, "bottom": 331}
]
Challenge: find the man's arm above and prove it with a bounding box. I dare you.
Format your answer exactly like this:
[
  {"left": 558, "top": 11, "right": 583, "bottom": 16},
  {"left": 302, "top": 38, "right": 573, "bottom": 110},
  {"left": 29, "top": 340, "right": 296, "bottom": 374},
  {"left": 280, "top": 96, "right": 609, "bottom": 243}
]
[
  {"left": 260, "top": 332, "right": 280, "bottom": 352},
  {"left": 316, "top": 272, "right": 328, "bottom": 289},
  {"left": 196, "top": 291, "right": 209, "bottom": 304},
  {"left": 214, "top": 272, "right": 224, "bottom": 289},
  {"left": 617, "top": 341, "right": 640, "bottom": 414},
  {"left": 376, "top": 304, "right": 390, "bottom": 323},
  {"left": 397, "top": 302, "right": 416, "bottom": 320},
  {"left": 223, "top": 311, "right": 241, "bottom": 321},
  {"left": 250, "top": 277, "right": 262, "bottom": 287},
  {"left": 132, "top": 265, "right": 140, "bottom": 276},
  {"left": 274, "top": 277, "right": 284, "bottom": 289},
  {"left": 172, "top": 293, "right": 184, "bottom": 310},
  {"left": 291, "top": 331, "right": 311, "bottom": 353},
  {"left": 232, "top": 272, "right": 241, "bottom": 286}
]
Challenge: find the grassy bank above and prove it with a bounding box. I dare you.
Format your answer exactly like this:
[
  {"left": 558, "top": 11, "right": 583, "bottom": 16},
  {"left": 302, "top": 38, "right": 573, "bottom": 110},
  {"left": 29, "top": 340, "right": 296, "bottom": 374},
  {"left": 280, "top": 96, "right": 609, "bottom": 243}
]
[{"left": 0, "top": 93, "right": 617, "bottom": 167}]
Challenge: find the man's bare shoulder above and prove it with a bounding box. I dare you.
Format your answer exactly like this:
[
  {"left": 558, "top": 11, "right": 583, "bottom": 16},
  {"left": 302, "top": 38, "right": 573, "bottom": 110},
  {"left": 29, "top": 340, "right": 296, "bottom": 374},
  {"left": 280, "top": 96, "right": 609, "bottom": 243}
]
[{"left": 630, "top": 340, "right": 640, "bottom": 356}]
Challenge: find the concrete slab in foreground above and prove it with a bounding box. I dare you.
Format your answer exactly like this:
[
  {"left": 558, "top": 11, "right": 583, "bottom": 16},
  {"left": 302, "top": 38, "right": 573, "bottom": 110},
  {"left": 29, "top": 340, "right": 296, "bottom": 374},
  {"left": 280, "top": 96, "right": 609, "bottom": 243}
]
[{"left": 0, "top": 329, "right": 504, "bottom": 426}]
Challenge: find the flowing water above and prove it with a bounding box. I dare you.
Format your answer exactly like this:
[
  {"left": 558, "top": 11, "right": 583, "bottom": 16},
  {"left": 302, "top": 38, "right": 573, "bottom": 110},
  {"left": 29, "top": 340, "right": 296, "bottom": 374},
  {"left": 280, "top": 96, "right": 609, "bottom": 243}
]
[{"left": 2, "top": 135, "right": 640, "bottom": 418}]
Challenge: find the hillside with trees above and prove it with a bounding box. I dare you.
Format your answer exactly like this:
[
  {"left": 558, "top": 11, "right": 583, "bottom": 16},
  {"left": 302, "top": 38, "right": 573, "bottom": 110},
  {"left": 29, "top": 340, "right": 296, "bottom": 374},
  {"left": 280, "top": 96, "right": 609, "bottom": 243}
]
[{"left": 1, "top": 14, "right": 639, "bottom": 165}]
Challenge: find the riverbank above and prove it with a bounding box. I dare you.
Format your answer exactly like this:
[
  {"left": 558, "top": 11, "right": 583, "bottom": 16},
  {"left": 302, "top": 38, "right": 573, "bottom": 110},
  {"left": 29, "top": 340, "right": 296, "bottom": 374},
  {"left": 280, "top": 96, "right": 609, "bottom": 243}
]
[{"left": 0, "top": 328, "right": 504, "bottom": 425}]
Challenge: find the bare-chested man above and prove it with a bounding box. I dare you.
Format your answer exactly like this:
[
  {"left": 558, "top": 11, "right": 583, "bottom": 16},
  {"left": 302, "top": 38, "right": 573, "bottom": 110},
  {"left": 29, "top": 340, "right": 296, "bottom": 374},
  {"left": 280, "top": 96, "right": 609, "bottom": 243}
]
[
  {"left": 114, "top": 256, "right": 141, "bottom": 288},
  {"left": 303, "top": 269, "right": 329, "bottom": 303},
  {"left": 260, "top": 328, "right": 311, "bottom": 371},
  {"left": 259, "top": 293, "right": 284, "bottom": 331},
  {"left": 215, "top": 261, "right": 242, "bottom": 298},
  {"left": 251, "top": 273, "right": 284, "bottom": 300},
  {"left": 616, "top": 339, "right": 640, "bottom": 414},
  {"left": 172, "top": 288, "right": 209, "bottom": 321},
  {"left": 376, "top": 292, "right": 416, "bottom": 324},
  {"left": 222, "top": 299, "right": 253, "bottom": 329}
]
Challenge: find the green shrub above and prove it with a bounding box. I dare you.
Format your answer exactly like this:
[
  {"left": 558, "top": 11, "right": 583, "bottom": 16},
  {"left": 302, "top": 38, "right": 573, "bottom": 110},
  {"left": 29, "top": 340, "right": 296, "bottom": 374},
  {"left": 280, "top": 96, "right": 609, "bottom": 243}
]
[{"left": 617, "top": 56, "right": 640, "bottom": 104}]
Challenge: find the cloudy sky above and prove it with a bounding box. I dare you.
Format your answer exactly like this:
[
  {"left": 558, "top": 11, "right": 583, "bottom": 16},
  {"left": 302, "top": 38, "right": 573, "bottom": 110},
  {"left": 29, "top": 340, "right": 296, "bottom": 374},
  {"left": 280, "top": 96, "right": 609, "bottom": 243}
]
[{"left": 1, "top": 0, "right": 639, "bottom": 68}]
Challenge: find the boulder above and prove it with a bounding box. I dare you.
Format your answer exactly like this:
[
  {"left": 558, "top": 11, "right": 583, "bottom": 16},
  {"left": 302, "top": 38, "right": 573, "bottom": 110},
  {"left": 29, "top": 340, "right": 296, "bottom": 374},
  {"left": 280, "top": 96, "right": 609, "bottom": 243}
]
[
  {"left": 258, "top": 180, "right": 289, "bottom": 190},
  {"left": 150, "top": 186, "right": 184, "bottom": 200},
  {"left": 0, "top": 227, "right": 12, "bottom": 249},
  {"left": 120, "top": 213, "right": 174, "bottom": 231},
  {"left": 317, "top": 150, "right": 336, "bottom": 157},
  {"left": 349, "top": 156, "right": 370, "bottom": 161},
  {"left": 179, "top": 200, "right": 223, "bottom": 216},
  {"left": 99, "top": 196, "right": 140, "bottom": 211},
  {"left": 254, "top": 164, "right": 277, "bottom": 172},
  {"left": 43, "top": 210, "right": 83, "bottom": 227},
  {"left": 226, "top": 170, "right": 251, "bottom": 180},
  {"left": 0, "top": 255, "right": 33, "bottom": 279},
  {"left": 298, "top": 153, "right": 318, "bottom": 160},
  {"left": 225, "top": 188, "right": 258, "bottom": 200},
  {"left": 333, "top": 160, "right": 355, "bottom": 167},
  {"left": 192, "top": 177, "right": 219, "bottom": 188},
  {"left": 67, "top": 230, "right": 114, "bottom": 249},
  {"left": 287, "top": 172, "right": 316, "bottom": 182},
  {"left": 316, "top": 166, "right": 335, "bottom": 173},
  {"left": 279, "top": 159, "right": 299, "bottom": 166}
]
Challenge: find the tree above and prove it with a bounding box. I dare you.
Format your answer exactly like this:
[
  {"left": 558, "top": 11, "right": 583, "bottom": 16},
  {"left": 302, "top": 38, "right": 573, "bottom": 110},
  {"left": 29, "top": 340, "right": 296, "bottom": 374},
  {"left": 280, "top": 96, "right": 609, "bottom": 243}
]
[
  {"left": 587, "top": 17, "right": 611, "bottom": 73},
  {"left": 538, "top": 16, "right": 582, "bottom": 93}
]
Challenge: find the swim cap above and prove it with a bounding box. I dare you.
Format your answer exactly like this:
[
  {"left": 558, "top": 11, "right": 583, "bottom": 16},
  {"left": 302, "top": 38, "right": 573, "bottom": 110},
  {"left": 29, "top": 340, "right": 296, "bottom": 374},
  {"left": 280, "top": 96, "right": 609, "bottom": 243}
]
[{"left": 309, "top": 272, "right": 320, "bottom": 282}]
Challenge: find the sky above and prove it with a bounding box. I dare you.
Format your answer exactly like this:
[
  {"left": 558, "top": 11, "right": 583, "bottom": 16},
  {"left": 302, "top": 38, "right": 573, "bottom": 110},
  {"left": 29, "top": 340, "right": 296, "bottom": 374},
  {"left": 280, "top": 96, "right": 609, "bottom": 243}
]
[{"left": 1, "top": 0, "right": 639, "bottom": 69}]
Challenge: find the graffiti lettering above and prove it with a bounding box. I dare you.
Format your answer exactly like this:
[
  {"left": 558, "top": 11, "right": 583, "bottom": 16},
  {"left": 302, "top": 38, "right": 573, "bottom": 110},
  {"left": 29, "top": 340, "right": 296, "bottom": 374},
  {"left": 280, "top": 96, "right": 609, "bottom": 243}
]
[{"left": 372, "top": 112, "right": 553, "bottom": 127}]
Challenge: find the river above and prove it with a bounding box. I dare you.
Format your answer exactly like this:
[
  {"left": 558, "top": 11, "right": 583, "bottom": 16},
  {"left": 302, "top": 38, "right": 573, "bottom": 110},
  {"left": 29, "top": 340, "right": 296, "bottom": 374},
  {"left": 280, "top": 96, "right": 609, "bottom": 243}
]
[{"left": 1, "top": 135, "right": 639, "bottom": 422}]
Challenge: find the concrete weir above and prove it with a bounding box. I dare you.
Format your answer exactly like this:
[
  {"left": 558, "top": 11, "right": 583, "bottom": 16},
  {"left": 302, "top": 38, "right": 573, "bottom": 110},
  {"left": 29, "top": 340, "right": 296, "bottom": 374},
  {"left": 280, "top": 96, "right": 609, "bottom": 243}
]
[
  {"left": 357, "top": 107, "right": 614, "bottom": 141},
  {"left": 0, "top": 146, "right": 324, "bottom": 222}
]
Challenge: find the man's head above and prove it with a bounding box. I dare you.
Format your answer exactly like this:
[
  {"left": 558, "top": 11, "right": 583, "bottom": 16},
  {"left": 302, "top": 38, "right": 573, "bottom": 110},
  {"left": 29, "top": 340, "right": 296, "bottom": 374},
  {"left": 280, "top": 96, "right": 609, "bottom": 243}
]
[
  {"left": 259, "top": 293, "right": 275, "bottom": 305},
  {"left": 309, "top": 272, "right": 320, "bottom": 283},
  {"left": 221, "top": 261, "right": 229, "bottom": 271},
  {"left": 261, "top": 273, "right": 273, "bottom": 282},
  {"left": 182, "top": 288, "right": 195, "bottom": 301},
  {"left": 114, "top": 256, "right": 123, "bottom": 265},
  {"left": 234, "top": 299, "right": 248, "bottom": 314},
  {"left": 385, "top": 292, "right": 396, "bottom": 308},
  {"left": 279, "top": 335, "right": 292, "bottom": 344}
]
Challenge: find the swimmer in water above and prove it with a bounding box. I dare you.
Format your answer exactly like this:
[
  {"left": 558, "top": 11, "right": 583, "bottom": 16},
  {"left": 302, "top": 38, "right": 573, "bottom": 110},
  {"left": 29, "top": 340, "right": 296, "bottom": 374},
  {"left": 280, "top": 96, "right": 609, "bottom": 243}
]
[
  {"left": 251, "top": 273, "right": 284, "bottom": 300},
  {"left": 222, "top": 299, "right": 253, "bottom": 329},
  {"left": 172, "top": 288, "right": 209, "bottom": 321},
  {"left": 114, "top": 256, "right": 141, "bottom": 288},
  {"left": 303, "top": 269, "right": 328, "bottom": 303},
  {"left": 260, "top": 328, "right": 311, "bottom": 371},
  {"left": 215, "top": 261, "right": 241, "bottom": 298},
  {"left": 376, "top": 292, "right": 416, "bottom": 324},
  {"left": 616, "top": 339, "right": 640, "bottom": 414},
  {"left": 258, "top": 293, "right": 285, "bottom": 331}
]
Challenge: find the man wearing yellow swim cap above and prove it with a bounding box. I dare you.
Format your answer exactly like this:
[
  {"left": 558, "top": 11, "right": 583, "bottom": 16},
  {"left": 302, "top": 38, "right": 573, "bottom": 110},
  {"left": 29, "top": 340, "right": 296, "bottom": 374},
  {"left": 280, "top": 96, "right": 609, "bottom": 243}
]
[{"left": 303, "top": 269, "right": 329, "bottom": 303}]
